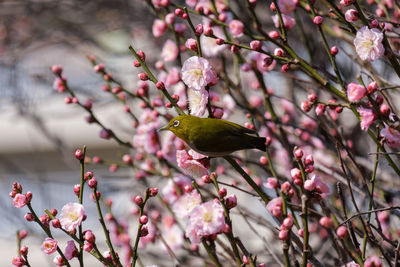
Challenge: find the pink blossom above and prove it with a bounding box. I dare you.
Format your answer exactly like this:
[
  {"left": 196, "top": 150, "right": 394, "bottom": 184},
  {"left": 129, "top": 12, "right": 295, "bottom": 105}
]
[
  {"left": 53, "top": 255, "right": 65, "bottom": 266},
  {"left": 188, "top": 88, "right": 209, "bottom": 117},
  {"left": 304, "top": 179, "right": 316, "bottom": 191},
  {"left": 161, "top": 132, "right": 177, "bottom": 162},
  {"left": 249, "top": 51, "right": 277, "bottom": 73},
  {"left": 354, "top": 26, "right": 384, "bottom": 62},
  {"left": 165, "top": 67, "right": 181, "bottom": 88},
  {"left": 267, "top": 197, "right": 283, "bottom": 217},
  {"left": 12, "top": 256, "right": 25, "bottom": 267},
  {"left": 272, "top": 14, "right": 296, "bottom": 30},
  {"left": 185, "top": 200, "right": 225, "bottom": 243},
  {"left": 364, "top": 256, "right": 382, "bottom": 267},
  {"left": 358, "top": 107, "right": 376, "bottom": 131},
  {"left": 264, "top": 177, "right": 279, "bottom": 189},
  {"left": 310, "top": 174, "right": 330, "bottom": 196},
  {"left": 161, "top": 40, "right": 179, "bottom": 62},
  {"left": 159, "top": 224, "right": 184, "bottom": 252},
  {"left": 177, "top": 150, "right": 209, "bottom": 177},
  {"left": 41, "top": 237, "right": 58, "bottom": 255},
  {"left": 172, "top": 191, "right": 202, "bottom": 218},
  {"left": 13, "top": 193, "right": 27, "bottom": 208},
  {"left": 229, "top": 20, "right": 244, "bottom": 37},
  {"left": 345, "top": 9, "right": 359, "bottom": 22},
  {"left": 188, "top": 149, "right": 208, "bottom": 160},
  {"left": 278, "top": 0, "right": 296, "bottom": 14},
  {"left": 162, "top": 175, "right": 192, "bottom": 204},
  {"left": 380, "top": 124, "right": 400, "bottom": 147},
  {"left": 347, "top": 82, "right": 366, "bottom": 102},
  {"left": 152, "top": 19, "right": 167, "bottom": 37},
  {"left": 139, "top": 222, "right": 157, "bottom": 249},
  {"left": 64, "top": 240, "right": 78, "bottom": 260},
  {"left": 181, "top": 56, "right": 214, "bottom": 90},
  {"left": 59, "top": 202, "right": 85, "bottom": 232}
]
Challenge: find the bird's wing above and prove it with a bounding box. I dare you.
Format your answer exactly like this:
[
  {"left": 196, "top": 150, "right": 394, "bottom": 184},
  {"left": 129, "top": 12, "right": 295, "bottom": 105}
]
[{"left": 216, "top": 119, "right": 257, "bottom": 135}]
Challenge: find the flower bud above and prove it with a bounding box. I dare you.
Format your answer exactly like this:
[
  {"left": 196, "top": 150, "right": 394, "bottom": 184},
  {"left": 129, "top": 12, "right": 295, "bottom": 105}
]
[
  {"left": 301, "top": 101, "right": 313, "bottom": 112},
  {"left": 74, "top": 149, "right": 84, "bottom": 160},
  {"left": 139, "top": 215, "right": 148, "bottom": 225},
  {"left": 283, "top": 217, "right": 294, "bottom": 229},
  {"left": 293, "top": 148, "right": 304, "bottom": 160},
  {"left": 52, "top": 219, "right": 61, "bottom": 228},
  {"left": 336, "top": 226, "right": 348, "bottom": 238},
  {"left": 83, "top": 242, "right": 93, "bottom": 252},
  {"left": 367, "top": 81, "right": 378, "bottom": 94},
  {"left": 88, "top": 178, "right": 97, "bottom": 189},
  {"left": 259, "top": 156, "right": 268, "bottom": 165},
  {"left": 138, "top": 73, "right": 149, "bottom": 81},
  {"left": 218, "top": 187, "right": 227, "bottom": 198},
  {"left": 278, "top": 229, "right": 289, "bottom": 240},
  {"left": 250, "top": 40, "right": 262, "bottom": 51},
  {"left": 225, "top": 194, "right": 237, "bottom": 209},
  {"left": 319, "top": 216, "right": 334, "bottom": 228},
  {"left": 134, "top": 196, "right": 143, "bottom": 206},
  {"left": 195, "top": 24, "right": 203, "bottom": 35},
  {"left": 20, "top": 246, "right": 28, "bottom": 257},
  {"left": 51, "top": 65, "right": 63, "bottom": 75},
  {"left": 73, "top": 184, "right": 81, "bottom": 196},
  {"left": 313, "top": 16, "right": 323, "bottom": 25},
  {"left": 84, "top": 230, "right": 96, "bottom": 243},
  {"left": 149, "top": 187, "right": 158, "bottom": 197},
  {"left": 330, "top": 46, "right": 338, "bottom": 56}
]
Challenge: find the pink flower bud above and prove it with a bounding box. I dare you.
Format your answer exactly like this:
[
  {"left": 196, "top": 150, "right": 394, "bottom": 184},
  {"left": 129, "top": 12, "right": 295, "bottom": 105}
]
[
  {"left": 347, "top": 82, "right": 366, "bottom": 102},
  {"left": 83, "top": 242, "right": 93, "bottom": 252},
  {"left": 52, "top": 219, "right": 61, "bottom": 228},
  {"left": 330, "top": 46, "right": 338, "bottom": 56},
  {"left": 298, "top": 228, "right": 304, "bottom": 237},
  {"left": 195, "top": 24, "right": 203, "bottom": 35},
  {"left": 250, "top": 40, "right": 262, "bottom": 51},
  {"left": 20, "top": 246, "right": 28, "bottom": 257},
  {"left": 367, "top": 81, "right": 378, "bottom": 94},
  {"left": 84, "top": 230, "right": 96, "bottom": 243},
  {"left": 133, "top": 60, "right": 141, "bottom": 67},
  {"left": 165, "top": 13, "right": 175, "bottom": 24},
  {"left": 139, "top": 215, "right": 148, "bottom": 224},
  {"left": 88, "top": 178, "right": 97, "bottom": 188},
  {"left": 51, "top": 65, "right": 63, "bottom": 75},
  {"left": 140, "top": 226, "right": 149, "bottom": 237},
  {"left": 259, "top": 156, "right": 268, "bottom": 165},
  {"left": 301, "top": 100, "right": 313, "bottom": 112},
  {"left": 283, "top": 217, "right": 294, "bottom": 229},
  {"left": 315, "top": 103, "right": 326, "bottom": 116},
  {"left": 303, "top": 179, "right": 315, "bottom": 191},
  {"left": 73, "top": 184, "right": 80, "bottom": 196},
  {"left": 281, "top": 64, "right": 290, "bottom": 73},
  {"left": 370, "top": 19, "right": 379, "bottom": 28},
  {"left": 211, "top": 38, "right": 223, "bottom": 46},
  {"left": 307, "top": 93, "right": 318, "bottom": 102},
  {"left": 229, "top": 20, "right": 244, "bottom": 37},
  {"left": 185, "top": 38, "right": 198, "bottom": 51},
  {"left": 99, "top": 128, "right": 112, "bottom": 139},
  {"left": 156, "top": 81, "right": 165, "bottom": 90},
  {"left": 134, "top": 196, "right": 143, "bottom": 206},
  {"left": 25, "top": 213, "right": 34, "bottom": 221},
  {"left": 293, "top": 148, "right": 304, "bottom": 160},
  {"left": 225, "top": 194, "right": 237, "bottom": 209},
  {"left": 313, "top": 16, "right": 323, "bottom": 25},
  {"left": 149, "top": 187, "right": 158, "bottom": 197},
  {"left": 204, "top": 26, "right": 213, "bottom": 36},
  {"left": 339, "top": 0, "right": 355, "bottom": 6},
  {"left": 274, "top": 48, "right": 285, "bottom": 57},
  {"left": 319, "top": 216, "right": 334, "bottom": 228},
  {"left": 290, "top": 168, "right": 301, "bottom": 180},
  {"left": 138, "top": 73, "right": 149, "bottom": 81},
  {"left": 336, "top": 225, "right": 348, "bottom": 238},
  {"left": 219, "top": 187, "right": 227, "bottom": 198},
  {"left": 74, "top": 149, "right": 84, "bottom": 160},
  {"left": 380, "top": 103, "right": 390, "bottom": 116},
  {"left": 93, "top": 64, "right": 105, "bottom": 73},
  {"left": 345, "top": 9, "right": 359, "bottom": 22},
  {"left": 12, "top": 256, "right": 25, "bottom": 267},
  {"left": 265, "top": 177, "right": 279, "bottom": 189},
  {"left": 279, "top": 229, "right": 289, "bottom": 240}
]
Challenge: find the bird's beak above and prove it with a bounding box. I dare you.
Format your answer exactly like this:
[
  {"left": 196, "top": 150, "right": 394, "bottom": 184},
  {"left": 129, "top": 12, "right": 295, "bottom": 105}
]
[{"left": 158, "top": 124, "right": 169, "bottom": 132}]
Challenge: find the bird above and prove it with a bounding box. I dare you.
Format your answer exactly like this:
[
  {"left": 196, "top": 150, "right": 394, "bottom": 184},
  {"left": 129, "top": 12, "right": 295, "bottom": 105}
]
[{"left": 158, "top": 114, "right": 266, "bottom": 157}]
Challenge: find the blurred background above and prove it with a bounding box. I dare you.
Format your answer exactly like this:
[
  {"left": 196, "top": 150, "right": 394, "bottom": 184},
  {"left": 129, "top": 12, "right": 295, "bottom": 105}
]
[{"left": 0, "top": 0, "right": 157, "bottom": 265}]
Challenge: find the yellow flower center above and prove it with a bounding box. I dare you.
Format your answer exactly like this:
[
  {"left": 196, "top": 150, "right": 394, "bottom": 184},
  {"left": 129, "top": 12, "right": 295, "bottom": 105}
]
[
  {"left": 203, "top": 212, "right": 213, "bottom": 223},
  {"left": 189, "top": 68, "right": 203, "bottom": 78},
  {"left": 362, "top": 39, "right": 374, "bottom": 50},
  {"left": 67, "top": 212, "right": 78, "bottom": 221}
]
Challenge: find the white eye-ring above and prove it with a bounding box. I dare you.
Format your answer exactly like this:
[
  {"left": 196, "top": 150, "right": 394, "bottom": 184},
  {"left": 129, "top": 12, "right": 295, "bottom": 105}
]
[{"left": 173, "top": 120, "right": 180, "bottom": 127}]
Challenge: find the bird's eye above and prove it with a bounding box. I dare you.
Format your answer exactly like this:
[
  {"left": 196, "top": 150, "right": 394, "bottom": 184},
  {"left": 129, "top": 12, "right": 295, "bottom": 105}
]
[{"left": 173, "top": 120, "right": 180, "bottom": 127}]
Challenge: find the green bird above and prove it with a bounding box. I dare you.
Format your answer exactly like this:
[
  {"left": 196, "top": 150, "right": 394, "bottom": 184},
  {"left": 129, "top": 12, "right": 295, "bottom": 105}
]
[{"left": 159, "top": 115, "right": 266, "bottom": 157}]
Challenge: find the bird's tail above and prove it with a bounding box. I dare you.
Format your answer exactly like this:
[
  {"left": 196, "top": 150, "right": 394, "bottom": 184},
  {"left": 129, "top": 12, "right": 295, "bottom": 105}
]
[{"left": 245, "top": 135, "right": 267, "bottom": 152}]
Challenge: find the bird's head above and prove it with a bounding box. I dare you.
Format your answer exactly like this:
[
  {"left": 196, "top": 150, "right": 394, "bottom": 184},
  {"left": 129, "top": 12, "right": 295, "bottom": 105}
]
[{"left": 158, "top": 115, "right": 191, "bottom": 140}]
